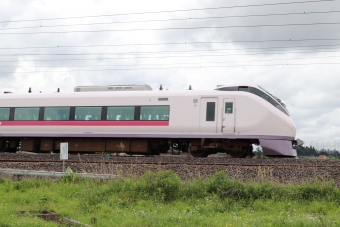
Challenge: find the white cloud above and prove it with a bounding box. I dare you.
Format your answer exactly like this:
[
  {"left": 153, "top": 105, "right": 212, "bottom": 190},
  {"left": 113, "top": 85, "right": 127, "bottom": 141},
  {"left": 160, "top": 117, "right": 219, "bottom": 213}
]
[{"left": 0, "top": 0, "right": 340, "bottom": 145}]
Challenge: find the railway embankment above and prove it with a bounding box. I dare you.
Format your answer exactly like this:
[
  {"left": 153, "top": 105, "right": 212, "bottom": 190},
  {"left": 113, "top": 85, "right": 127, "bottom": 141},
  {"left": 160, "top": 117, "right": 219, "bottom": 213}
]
[{"left": 1, "top": 152, "right": 340, "bottom": 186}]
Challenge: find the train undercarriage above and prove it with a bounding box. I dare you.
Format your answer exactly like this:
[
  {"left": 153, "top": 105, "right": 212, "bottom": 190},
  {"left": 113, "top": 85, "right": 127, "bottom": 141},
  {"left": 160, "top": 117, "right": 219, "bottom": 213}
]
[{"left": 0, "top": 137, "right": 257, "bottom": 158}]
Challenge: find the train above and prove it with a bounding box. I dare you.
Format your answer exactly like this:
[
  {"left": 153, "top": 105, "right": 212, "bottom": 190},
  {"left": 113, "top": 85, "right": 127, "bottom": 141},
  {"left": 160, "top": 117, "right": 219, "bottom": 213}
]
[{"left": 0, "top": 83, "right": 303, "bottom": 157}]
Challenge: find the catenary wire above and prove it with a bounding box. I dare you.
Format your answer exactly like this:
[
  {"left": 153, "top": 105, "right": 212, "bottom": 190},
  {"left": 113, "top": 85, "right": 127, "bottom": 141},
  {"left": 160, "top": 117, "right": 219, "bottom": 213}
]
[
  {"left": 0, "top": 38, "right": 340, "bottom": 50},
  {"left": 0, "top": 62, "right": 339, "bottom": 74},
  {"left": 0, "top": 0, "right": 334, "bottom": 24},
  {"left": 1, "top": 21, "right": 340, "bottom": 35},
  {"left": 1, "top": 55, "right": 340, "bottom": 68},
  {"left": 1, "top": 43, "right": 340, "bottom": 56},
  {"left": 0, "top": 49, "right": 340, "bottom": 62},
  {"left": 1, "top": 10, "right": 340, "bottom": 31}
]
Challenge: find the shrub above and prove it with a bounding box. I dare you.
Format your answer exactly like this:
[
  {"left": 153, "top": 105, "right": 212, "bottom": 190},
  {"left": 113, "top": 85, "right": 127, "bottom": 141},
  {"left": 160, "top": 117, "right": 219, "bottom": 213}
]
[
  {"left": 246, "top": 181, "right": 277, "bottom": 200},
  {"left": 294, "top": 182, "right": 340, "bottom": 203},
  {"left": 207, "top": 171, "right": 246, "bottom": 199},
  {"left": 138, "top": 170, "right": 181, "bottom": 202},
  {"left": 181, "top": 177, "right": 207, "bottom": 200}
]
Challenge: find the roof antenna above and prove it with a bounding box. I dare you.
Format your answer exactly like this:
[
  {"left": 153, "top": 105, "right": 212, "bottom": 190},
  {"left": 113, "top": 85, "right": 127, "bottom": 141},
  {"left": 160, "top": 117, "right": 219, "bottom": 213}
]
[
  {"left": 189, "top": 85, "right": 192, "bottom": 90},
  {"left": 57, "top": 88, "right": 60, "bottom": 93},
  {"left": 159, "top": 84, "right": 163, "bottom": 90},
  {"left": 28, "top": 87, "right": 32, "bottom": 93}
]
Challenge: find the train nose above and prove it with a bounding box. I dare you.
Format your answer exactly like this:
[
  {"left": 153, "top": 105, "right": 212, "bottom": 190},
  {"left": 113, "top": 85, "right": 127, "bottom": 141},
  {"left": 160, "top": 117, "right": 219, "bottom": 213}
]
[{"left": 260, "top": 139, "right": 297, "bottom": 157}]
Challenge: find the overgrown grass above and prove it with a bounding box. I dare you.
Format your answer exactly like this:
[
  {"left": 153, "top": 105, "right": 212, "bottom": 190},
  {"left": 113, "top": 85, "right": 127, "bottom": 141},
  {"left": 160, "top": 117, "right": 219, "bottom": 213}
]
[{"left": 1, "top": 171, "right": 340, "bottom": 226}]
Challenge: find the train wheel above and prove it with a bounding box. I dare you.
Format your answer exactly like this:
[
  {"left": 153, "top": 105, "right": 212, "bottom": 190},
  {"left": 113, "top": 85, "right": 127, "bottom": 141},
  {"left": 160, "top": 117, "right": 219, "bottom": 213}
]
[
  {"left": 229, "top": 146, "right": 247, "bottom": 158},
  {"left": 191, "top": 149, "right": 209, "bottom": 158}
]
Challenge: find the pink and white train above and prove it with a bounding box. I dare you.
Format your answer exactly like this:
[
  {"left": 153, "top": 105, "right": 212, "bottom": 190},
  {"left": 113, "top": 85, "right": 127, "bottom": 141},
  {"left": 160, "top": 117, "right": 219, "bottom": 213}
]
[{"left": 0, "top": 84, "right": 302, "bottom": 157}]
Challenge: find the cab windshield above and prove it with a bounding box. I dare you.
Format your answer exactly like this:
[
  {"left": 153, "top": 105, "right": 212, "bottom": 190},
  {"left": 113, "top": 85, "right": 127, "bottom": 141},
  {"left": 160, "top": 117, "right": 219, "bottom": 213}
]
[
  {"left": 249, "top": 87, "right": 289, "bottom": 116},
  {"left": 258, "top": 86, "right": 289, "bottom": 112},
  {"left": 215, "top": 86, "right": 289, "bottom": 116}
]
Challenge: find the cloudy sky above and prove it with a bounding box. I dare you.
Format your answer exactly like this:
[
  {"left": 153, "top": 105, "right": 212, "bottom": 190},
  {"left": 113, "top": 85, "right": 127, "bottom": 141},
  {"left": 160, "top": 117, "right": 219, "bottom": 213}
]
[{"left": 1, "top": 0, "right": 340, "bottom": 149}]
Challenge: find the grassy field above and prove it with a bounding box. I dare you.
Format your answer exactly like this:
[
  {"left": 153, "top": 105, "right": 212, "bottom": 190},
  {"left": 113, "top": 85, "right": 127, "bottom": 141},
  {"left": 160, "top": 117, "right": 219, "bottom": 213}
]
[{"left": 1, "top": 171, "right": 340, "bottom": 226}]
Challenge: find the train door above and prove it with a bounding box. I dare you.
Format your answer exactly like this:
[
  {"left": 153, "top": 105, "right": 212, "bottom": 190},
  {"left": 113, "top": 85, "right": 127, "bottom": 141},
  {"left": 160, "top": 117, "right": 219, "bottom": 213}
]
[
  {"left": 222, "top": 99, "right": 235, "bottom": 134},
  {"left": 199, "top": 98, "right": 217, "bottom": 133}
]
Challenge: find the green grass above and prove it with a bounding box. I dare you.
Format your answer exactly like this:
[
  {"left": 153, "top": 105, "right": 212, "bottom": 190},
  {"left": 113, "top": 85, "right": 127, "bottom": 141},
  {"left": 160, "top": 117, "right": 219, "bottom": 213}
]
[{"left": 1, "top": 171, "right": 340, "bottom": 226}]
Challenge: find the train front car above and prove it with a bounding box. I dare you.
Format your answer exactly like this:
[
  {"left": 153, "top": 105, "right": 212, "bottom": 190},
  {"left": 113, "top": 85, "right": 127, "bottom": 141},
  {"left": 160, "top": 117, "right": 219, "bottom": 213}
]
[
  {"left": 215, "top": 84, "right": 301, "bottom": 157},
  {"left": 0, "top": 84, "right": 302, "bottom": 158}
]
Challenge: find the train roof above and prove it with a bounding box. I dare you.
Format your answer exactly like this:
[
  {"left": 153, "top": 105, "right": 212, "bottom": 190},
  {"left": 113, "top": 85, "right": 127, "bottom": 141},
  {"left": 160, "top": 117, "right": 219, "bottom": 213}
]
[
  {"left": 0, "top": 83, "right": 271, "bottom": 100},
  {"left": 0, "top": 89, "right": 226, "bottom": 100}
]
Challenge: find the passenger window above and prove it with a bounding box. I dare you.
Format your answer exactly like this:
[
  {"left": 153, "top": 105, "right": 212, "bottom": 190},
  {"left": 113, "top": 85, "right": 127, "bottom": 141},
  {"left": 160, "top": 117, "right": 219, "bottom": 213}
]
[
  {"left": 107, "top": 107, "right": 135, "bottom": 120},
  {"left": 75, "top": 107, "right": 102, "bottom": 121},
  {"left": 44, "top": 107, "right": 70, "bottom": 120},
  {"left": 0, "top": 108, "right": 10, "bottom": 121},
  {"left": 140, "top": 106, "right": 169, "bottom": 120},
  {"left": 225, "top": 102, "right": 233, "bottom": 114},
  {"left": 206, "top": 102, "right": 215, "bottom": 121},
  {"left": 14, "top": 108, "right": 39, "bottom": 121}
]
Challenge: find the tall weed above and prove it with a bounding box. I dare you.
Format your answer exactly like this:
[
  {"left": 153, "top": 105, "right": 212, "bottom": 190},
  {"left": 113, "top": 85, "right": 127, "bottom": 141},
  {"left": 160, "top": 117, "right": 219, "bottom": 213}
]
[
  {"left": 181, "top": 176, "right": 206, "bottom": 200},
  {"left": 207, "top": 171, "right": 245, "bottom": 199},
  {"left": 137, "top": 170, "right": 181, "bottom": 202}
]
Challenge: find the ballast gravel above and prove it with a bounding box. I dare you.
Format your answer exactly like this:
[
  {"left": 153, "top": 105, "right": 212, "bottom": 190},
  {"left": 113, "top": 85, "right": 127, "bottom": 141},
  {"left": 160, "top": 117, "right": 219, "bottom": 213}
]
[{"left": 1, "top": 152, "right": 340, "bottom": 186}]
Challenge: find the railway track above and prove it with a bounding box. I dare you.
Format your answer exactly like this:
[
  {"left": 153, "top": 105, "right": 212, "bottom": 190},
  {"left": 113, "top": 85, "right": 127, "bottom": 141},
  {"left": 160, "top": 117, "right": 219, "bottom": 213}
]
[
  {"left": 1, "top": 159, "right": 340, "bottom": 168},
  {"left": 2, "top": 154, "right": 340, "bottom": 187}
]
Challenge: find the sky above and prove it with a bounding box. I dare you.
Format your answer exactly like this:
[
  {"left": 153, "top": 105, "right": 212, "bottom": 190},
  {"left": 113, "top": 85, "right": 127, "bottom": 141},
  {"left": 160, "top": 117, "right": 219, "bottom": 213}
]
[{"left": 0, "top": 0, "right": 340, "bottom": 149}]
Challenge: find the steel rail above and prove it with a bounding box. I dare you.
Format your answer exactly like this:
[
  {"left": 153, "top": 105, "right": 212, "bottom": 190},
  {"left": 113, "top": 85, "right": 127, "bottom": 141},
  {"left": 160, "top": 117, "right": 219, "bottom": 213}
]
[{"left": 0, "top": 159, "right": 339, "bottom": 168}]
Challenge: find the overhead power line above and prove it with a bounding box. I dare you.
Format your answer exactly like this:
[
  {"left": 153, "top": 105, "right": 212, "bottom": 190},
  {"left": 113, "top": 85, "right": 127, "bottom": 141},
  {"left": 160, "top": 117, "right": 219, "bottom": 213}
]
[
  {"left": 1, "top": 21, "right": 340, "bottom": 35},
  {"left": 1, "top": 43, "right": 340, "bottom": 56},
  {"left": 1, "top": 10, "right": 340, "bottom": 31},
  {"left": 1, "top": 55, "right": 340, "bottom": 68},
  {"left": 0, "top": 62, "right": 339, "bottom": 74},
  {"left": 0, "top": 0, "right": 334, "bottom": 24},
  {"left": 0, "top": 49, "right": 340, "bottom": 62},
  {"left": 0, "top": 38, "right": 340, "bottom": 50}
]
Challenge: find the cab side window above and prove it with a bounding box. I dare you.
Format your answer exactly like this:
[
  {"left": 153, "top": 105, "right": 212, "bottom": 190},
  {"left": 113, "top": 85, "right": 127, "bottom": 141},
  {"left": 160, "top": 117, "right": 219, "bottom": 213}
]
[{"left": 225, "top": 102, "right": 233, "bottom": 114}]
